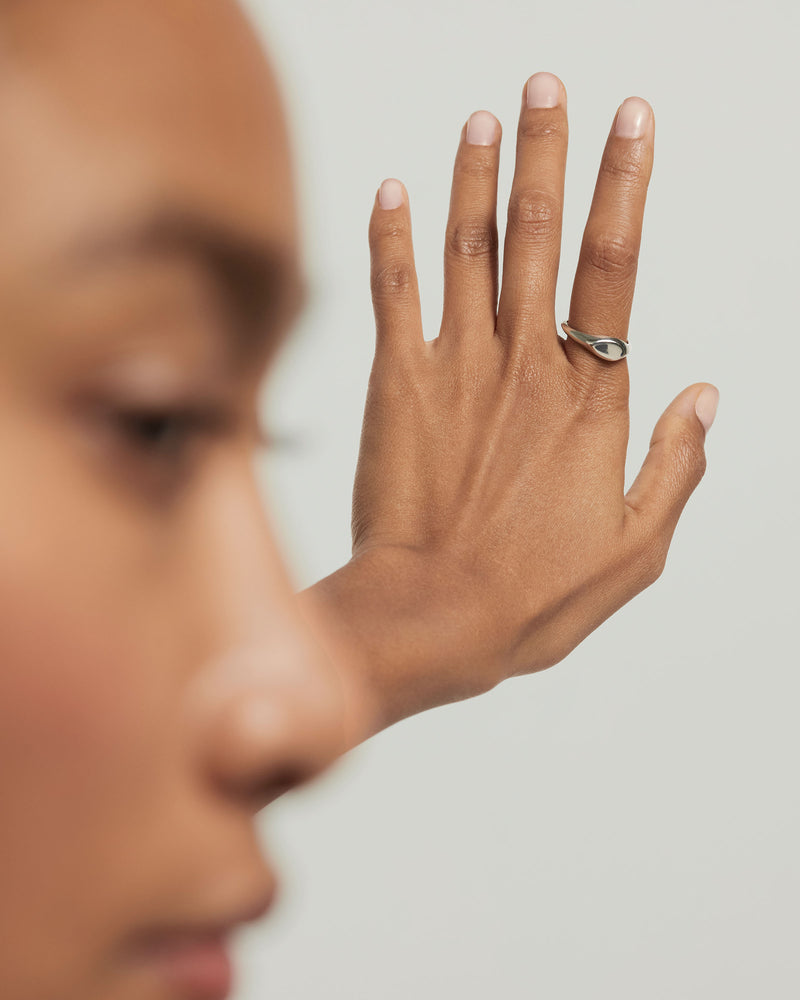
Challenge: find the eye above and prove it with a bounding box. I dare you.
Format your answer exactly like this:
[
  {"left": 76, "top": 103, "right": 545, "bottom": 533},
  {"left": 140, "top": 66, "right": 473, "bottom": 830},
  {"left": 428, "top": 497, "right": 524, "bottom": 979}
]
[
  {"left": 115, "top": 405, "right": 228, "bottom": 461},
  {"left": 112, "top": 405, "right": 289, "bottom": 465},
  {"left": 73, "top": 391, "right": 292, "bottom": 504}
]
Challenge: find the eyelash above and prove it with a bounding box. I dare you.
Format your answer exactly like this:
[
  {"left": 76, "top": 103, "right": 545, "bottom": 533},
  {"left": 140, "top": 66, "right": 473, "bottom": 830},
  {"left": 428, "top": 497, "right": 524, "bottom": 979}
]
[{"left": 114, "top": 405, "right": 276, "bottom": 460}]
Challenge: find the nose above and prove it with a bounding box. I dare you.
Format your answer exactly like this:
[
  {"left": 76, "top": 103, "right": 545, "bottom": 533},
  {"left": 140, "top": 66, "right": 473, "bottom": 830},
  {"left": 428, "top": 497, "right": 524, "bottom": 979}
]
[
  {"left": 183, "top": 452, "right": 358, "bottom": 810},
  {"left": 196, "top": 634, "right": 350, "bottom": 809}
]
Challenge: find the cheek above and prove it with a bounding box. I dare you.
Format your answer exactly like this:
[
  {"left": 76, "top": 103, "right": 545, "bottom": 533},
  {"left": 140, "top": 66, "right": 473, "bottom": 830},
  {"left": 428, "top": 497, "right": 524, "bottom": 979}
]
[
  {"left": 0, "top": 438, "right": 162, "bottom": 811},
  {"left": 0, "top": 429, "right": 185, "bottom": 988},
  {"left": 0, "top": 411, "right": 187, "bottom": 787},
  {"left": 0, "top": 564, "right": 146, "bottom": 789},
  {"left": 0, "top": 529, "right": 168, "bottom": 905}
]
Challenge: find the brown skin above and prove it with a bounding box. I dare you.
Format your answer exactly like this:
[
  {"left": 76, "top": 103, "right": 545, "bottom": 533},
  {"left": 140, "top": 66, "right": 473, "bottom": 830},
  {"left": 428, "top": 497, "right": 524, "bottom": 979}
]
[
  {"left": 0, "top": 3, "right": 368, "bottom": 999},
  {"left": 301, "top": 85, "right": 714, "bottom": 733},
  {"left": 0, "top": 2, "right": 714, "bottom": 999}
]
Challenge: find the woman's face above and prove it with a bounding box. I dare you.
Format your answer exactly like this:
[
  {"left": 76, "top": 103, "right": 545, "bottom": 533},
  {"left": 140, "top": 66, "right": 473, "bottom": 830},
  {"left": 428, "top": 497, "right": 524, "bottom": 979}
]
[{"left": 0, "top": 3, "right": 353, "bottom": 998}]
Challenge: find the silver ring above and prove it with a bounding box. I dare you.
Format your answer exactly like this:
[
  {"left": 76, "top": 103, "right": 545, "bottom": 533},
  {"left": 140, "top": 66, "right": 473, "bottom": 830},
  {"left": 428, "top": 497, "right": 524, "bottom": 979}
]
[{"left": 561, "top": 322, "right": 629, "bottom": 362}]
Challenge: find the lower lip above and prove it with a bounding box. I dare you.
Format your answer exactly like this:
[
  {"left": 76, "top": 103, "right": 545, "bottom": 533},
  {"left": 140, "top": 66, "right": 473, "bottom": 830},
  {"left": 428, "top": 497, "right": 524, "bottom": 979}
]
[{"left": 143, "top": 935, "right": 234, "bottom": 1000}]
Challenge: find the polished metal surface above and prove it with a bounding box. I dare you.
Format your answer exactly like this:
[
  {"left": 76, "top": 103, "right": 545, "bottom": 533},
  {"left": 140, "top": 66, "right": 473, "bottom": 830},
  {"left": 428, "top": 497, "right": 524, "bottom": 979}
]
[{"left": 561, "top": 321, "right": 629, "bottom": 362}]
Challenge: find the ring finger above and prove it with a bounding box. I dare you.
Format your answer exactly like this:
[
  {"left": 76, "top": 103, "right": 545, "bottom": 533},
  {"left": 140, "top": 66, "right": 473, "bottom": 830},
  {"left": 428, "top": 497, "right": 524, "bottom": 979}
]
[{"left": 565, "top": 96, "right": 655, "bottom": 389}]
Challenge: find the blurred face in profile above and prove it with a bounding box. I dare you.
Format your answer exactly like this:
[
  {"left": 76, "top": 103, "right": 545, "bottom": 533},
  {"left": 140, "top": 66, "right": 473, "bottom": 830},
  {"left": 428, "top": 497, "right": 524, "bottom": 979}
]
[{"left": 0, "top": 2, "right": 355, "bottom": 998}]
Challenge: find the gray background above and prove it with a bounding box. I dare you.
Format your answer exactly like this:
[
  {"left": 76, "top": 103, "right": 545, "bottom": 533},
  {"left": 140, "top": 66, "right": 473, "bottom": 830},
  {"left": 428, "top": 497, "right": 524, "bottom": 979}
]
[{"left": 235, "top": 0, "right": 799, "bottom": 996}]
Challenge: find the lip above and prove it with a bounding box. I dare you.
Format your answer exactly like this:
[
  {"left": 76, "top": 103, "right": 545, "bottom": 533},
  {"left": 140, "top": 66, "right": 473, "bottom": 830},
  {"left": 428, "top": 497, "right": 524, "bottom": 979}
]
[
  {"left": 131, "top": 892, "right": 274, "bottom": 1000},
  {"left": 143, "top": 933, "right": 234, "bottom": 1000}
]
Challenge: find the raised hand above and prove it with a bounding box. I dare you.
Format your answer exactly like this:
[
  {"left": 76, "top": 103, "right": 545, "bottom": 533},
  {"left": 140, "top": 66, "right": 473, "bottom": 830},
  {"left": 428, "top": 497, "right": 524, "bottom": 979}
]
[{"left": 300, "top": 73, "right": 718, "bottom": 736}]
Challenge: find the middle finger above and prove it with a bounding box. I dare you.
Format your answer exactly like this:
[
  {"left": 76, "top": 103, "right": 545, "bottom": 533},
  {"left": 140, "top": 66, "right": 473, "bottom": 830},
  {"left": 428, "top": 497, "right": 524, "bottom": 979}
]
[{"left": 497, "top": 72, "right": 568, "bottom": 359}]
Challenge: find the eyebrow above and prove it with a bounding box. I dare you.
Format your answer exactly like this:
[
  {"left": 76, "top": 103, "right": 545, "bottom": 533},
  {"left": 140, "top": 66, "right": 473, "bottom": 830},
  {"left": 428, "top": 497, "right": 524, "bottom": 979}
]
[{"left": 59, "top": 205, "right": 309, "bottom": 360}]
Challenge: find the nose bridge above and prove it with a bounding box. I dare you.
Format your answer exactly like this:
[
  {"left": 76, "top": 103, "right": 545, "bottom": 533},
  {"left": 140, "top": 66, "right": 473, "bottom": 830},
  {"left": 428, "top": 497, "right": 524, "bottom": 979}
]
[
  {"left": 197, "top": 452, "right": 293, "bottom": 642},
  {"left": 186, "top": 453, "right": 348, "bottom": 807}
]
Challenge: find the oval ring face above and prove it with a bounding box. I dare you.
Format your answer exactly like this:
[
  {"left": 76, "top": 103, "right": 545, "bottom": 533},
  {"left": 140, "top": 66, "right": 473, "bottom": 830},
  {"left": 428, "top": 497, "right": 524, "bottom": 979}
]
[
  {"left": 560, "top": 322, "right": 629, "bottom": 362},
  {"left": 592, "top": 339, "right": 627, "bottom": 361}
]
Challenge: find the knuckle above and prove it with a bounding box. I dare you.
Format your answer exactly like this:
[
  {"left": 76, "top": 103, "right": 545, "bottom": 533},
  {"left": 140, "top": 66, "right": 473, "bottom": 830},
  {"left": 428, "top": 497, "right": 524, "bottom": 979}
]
[
  {"left": 582, "top": 380, "right": 630, "bottom": 420},
  {"left": 507, "top": 188, "right": 561, "bottom": 245},
  {"left": 673, "top": 428, "right": 708, "bottom": 487},
  {"left": 599, "top": 151, "right": 644, "bottom": 186},
  {"left": 518, "top": 114, "right": 565, "bottom": 144},
  {"left": 370, "top": 218, "right": 407, "bottom": 243},
  {"left": 581, "top": 231, "right": 639, "bottom": 280},
  {"left": 447, "top": 218, "right": 498, "bottom": 261},
  {"left": 562, "top": 351, "right": 629, "bottom": 414},
  {"left": 503, "top": 346, "right": 539, "bottom": 387},
  {"left": 368, "top": 353, "right": 435, "bottom": 424},
  {"left": 627, "top": 527, "right": 669, "bottom": 589},
  {"left": 456, "top": 151, "right": 498, "bottom": 182},
  {"left": 370, "top": 260, "right": 416, "bottom": 299},
  {"left": 642, "top": 538, "right": 669, "bottom": 587}
]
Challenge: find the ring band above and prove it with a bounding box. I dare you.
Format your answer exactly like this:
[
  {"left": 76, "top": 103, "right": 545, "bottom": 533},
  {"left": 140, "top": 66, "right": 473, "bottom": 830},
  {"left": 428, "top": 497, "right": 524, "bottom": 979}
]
[{"left": 561, "top": 322, "right": 629, "bottom": 362}]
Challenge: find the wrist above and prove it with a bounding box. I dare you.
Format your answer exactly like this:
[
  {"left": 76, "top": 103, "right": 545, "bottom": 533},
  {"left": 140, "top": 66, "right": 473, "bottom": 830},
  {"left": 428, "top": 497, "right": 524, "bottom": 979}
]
[{"left": 296, "top": 545, "right": 501, "bottom": 741}]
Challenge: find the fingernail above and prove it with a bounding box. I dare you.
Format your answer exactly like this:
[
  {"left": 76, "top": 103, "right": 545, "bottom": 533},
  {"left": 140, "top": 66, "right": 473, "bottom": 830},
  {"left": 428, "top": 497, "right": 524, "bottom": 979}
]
[
  {"left": 466, "top": 110, "right": 498, "bottom": 146},
  {"left": 614, "top": 97, "right": 651, "bottom": 138},
  {"left": 695, "top": 385, "right": 719, "bottom": 433},
  {"left": 526, "top": 72, "right": 561, "bottom": 109},
  {"left": 379, "top": 178, "right": 404, "bottom": 210}
]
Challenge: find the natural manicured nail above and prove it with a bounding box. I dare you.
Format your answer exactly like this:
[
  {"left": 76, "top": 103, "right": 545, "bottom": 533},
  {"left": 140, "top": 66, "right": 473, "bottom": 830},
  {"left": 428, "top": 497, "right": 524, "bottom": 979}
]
[
  {"left": 526, "top": 72, "right": 562, "bottom": 109},
  {"left": 466, "top": 110, "right": 498, "bottom": 146},
  {"left": 379, "top": 178, "right": 405, "bottom": 210},
  {"left": 614, "top": 96, "right": 652, "bottom": 138},
  {"left": 695, "top": 385, "right": 719, "bottom": 433}
]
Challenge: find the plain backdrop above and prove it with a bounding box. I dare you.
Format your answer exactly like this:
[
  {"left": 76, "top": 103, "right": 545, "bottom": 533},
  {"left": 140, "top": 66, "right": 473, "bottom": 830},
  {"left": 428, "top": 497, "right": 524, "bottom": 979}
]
[{"left": 233, "top": 1, "right": 799, "bottom": 997}]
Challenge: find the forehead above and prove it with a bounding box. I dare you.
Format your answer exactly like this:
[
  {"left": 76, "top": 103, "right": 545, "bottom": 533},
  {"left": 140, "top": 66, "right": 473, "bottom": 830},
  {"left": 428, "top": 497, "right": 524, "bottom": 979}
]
[{"left": 0, "top": 0, "right": 300, "bottom": 273}]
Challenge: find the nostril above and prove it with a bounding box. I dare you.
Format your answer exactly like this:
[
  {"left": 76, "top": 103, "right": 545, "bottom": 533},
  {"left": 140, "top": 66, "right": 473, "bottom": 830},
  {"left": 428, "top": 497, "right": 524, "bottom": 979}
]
[
  {"left": 236, "top": 764, "right": 313, "bottom": 812},
  {"left": 260, "top": 766, "right": 304, "bottom": 799},
  {"left": 208, "top": 738, "right": 314, "bottom": 811}
]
